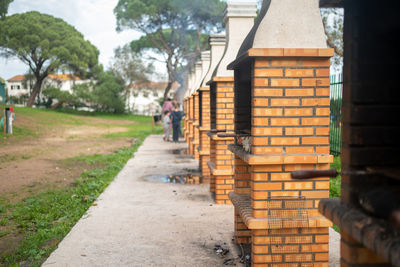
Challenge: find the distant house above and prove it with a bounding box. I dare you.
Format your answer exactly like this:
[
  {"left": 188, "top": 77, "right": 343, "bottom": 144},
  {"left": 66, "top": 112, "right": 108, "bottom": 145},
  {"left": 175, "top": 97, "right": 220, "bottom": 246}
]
[
  {"left": 6, "top": 74, "right": 89, "bottom": 105},
  {"left": 45, "top": 74, "right": 88, "bottom": 94},
  {"left": 126, "top": 81, "right": 179, "bottom": 115},
  {"left": 6, "top": 75, "right": 31, "bottom": 99}
]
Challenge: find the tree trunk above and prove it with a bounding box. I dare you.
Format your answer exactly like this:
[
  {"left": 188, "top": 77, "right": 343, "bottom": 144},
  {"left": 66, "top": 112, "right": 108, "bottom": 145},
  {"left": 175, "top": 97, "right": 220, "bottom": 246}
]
[
  {"left": 196, "top": 25, "right": 201, "bottom": 54},
  {"left": 163, "top": 55, "right": 175, "bottom": 101},
  {"left": 26, "top": 77, "right": 44, "bottom": 107},
  {"left": 163, "top": 81, "right": 173, "bottom": 101}
]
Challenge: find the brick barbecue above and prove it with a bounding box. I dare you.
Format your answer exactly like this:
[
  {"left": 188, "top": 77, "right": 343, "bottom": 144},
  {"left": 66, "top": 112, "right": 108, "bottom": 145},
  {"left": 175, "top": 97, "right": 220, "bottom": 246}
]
[
  {"left": 206, "top": 2, "right": 257, "bottom": 204},
  {"left": 198, "top": 37, "right": 225, "bottom": 184},
  {"left": 227, "top": 0, "right": 334, "bottom": 266},
  {"left": 318, "top": 1, "right": 400, "bottom": 267}
]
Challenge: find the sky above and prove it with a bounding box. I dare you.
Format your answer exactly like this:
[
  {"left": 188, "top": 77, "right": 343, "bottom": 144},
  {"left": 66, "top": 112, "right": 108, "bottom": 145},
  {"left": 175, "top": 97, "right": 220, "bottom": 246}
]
[
  {"left": 0, "top": 0, "right": 262, "bottom": 81},
  {"left": 0, "top": 0, "right": 146, "bottom": 80}
]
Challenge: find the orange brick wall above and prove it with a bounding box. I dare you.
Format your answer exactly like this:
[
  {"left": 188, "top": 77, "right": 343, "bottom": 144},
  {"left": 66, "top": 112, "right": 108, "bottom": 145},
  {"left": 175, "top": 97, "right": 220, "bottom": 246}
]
[
  {"left": 188, "top": 96, "right": 194, "bottom": 155},
  {"left": 251, "top": 57, "right": 331, "bottom": 156},
  {"left": 193, "top": 93, "right": 200, "bottom": 160},
  {"left": 210, "top": 80, "right": 235, "bottom": 204},
  {"left": 252, "top": 228, "right": 329, "bottom": 267},
  {"left": 249, "top": 55, "right": 331, "bottom": 266},
  {"left": 216, "top": 81, "right": 235, "bottom": 132},
  {"left": 199, "top": 88, "right": 211, "bottom": 183}
]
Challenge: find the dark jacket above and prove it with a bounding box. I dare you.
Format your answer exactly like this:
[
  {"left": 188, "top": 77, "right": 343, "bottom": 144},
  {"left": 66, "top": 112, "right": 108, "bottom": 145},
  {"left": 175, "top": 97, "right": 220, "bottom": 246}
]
[{"left": 170, "top": 110, "right": 182, "bottom": 126}]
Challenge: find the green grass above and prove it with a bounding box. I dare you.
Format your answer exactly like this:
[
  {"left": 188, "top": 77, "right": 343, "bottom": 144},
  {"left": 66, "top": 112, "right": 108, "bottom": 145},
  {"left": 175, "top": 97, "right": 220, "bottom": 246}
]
[
  {"left": 0, "top": 107, "right": 160, "bottom": 266},
  {"left": 330, "top": 156, "right": 341, "bottom": 232},
  {"left": 0, "top": 106, "right": 162, "bottom": 143},
  {"left": 0, "top": 146, "right": 149, "bottom": 266},
  {"left": 329, "top": 156, "right": 341, "bottom": 198}
]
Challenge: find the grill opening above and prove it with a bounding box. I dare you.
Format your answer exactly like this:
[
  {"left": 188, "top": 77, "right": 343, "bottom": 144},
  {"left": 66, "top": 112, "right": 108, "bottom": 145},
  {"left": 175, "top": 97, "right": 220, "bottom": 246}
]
[
  {"left": 192, "top": 95, "right": 196, "bottom": 122},
  {"left": 234, "top": 63, "right": 252, "bottom": 151},
  {"left": 199, "top": 91, "right": 203, "bottom": 127},
  {"left": 210, "top": 84, "right": 217, "bottom": 130}
]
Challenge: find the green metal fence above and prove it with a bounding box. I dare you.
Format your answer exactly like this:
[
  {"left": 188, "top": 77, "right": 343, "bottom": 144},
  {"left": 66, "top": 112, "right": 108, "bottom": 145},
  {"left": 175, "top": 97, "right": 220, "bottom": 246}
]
[{"left": 330, "top": 73, "right": 343, "bottom": 156}]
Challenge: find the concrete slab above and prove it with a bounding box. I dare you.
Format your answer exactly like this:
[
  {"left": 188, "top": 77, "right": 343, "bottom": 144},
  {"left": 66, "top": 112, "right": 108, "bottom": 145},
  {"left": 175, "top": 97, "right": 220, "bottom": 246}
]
[{"left": 43, "top": 135, "right": 340, "bottom": 266}]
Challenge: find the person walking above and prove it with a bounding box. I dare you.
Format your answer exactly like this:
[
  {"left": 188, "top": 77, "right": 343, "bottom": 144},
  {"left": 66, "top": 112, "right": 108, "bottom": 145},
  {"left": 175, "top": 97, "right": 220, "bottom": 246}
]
[{"left": 170, "top": 105, "right": 182, "bottom": 143}]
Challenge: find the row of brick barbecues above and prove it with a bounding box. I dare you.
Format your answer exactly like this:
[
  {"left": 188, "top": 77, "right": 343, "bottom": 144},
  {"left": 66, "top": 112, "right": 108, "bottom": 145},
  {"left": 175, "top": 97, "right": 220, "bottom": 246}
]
[{"left": 183, "top": 0, "right": 400, "bottom": 266}]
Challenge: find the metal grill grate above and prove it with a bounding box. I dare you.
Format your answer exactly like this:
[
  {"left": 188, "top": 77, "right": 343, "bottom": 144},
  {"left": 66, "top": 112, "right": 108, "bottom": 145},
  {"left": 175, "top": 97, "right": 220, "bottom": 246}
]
[
  {"left": 266, "top": 196, "right": 309, "bottom": 229},
  {"left": 266, "top": 197, "right": 313, "bottom": 266}
]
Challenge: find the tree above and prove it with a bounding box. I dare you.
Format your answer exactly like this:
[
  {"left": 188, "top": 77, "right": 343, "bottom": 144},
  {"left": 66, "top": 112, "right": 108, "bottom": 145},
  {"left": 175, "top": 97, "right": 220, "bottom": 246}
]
[
  {"left": 321, "top": 8, "right": 343, "bottom": 71},
  {"left": 0, "top": 0, "right": 13, "bottom": 19},
  {"left": 114, "top": 0, "right": 224, "bottom": 101},
  {"left": 42, "top": 87, "right": 79, "bottom": 109},
  {"left": 109, "top": 44, "right": 154, "bottom": 110},
  {"left": 110, "top": 44, "right": 154, "bottom": 86},
  {"left": 91, "top": 71, "right": 125, "bottom": 113},
  {"left": 72, "top": 82, "right": 95, "bottom": 105},
  {"left": 0, "top": 11, "right": 99, "bottom": 107}
]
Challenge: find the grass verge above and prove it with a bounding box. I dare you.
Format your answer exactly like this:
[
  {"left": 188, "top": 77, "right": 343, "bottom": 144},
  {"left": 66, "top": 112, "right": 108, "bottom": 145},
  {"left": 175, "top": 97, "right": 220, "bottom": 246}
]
[
  {"left": 0, "top": 108, "right": 161, "bottom": 266},
  {"left": 0, "top": 147, "right": 143, "bottom": 266}
]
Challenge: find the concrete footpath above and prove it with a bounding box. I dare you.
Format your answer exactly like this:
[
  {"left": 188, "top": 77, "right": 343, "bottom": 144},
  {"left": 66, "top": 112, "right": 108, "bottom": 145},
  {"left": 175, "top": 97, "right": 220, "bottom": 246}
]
[{"left": 43, "top": 135, "right": 340, "bottom": 266}]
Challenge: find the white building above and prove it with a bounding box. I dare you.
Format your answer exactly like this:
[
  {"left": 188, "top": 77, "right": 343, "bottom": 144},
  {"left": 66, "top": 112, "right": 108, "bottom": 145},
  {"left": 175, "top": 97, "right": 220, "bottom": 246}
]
[
  {"left": 44, "top": 74, "right": 88, "bottom": 94},
  {"left": 6, "top": 74, "right": 89, "bottom": 101},
  {"left": 6, "top": 75, "right": 31, "bottom": 98},
  {"left": 126, "top": 82, "right": 179, "bottom": 115}
]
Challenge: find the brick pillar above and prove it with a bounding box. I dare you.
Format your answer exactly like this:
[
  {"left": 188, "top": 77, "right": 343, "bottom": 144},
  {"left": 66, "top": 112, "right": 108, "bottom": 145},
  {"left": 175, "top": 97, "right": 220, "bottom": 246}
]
[
  {"left": 192, "top": 92, "right": 200, "bottom": 160},
  {"left": 234, "top": 156, "right": 251, "bottom": 244},
  {"left": 188, "top": 95, "right": 194, "bottom": 155},
  {"left": 209, "top": 78, "right": 235, "bottom": 204},
  {"left": 184, "top": 97, "right": 188, "bottom": 141},
  {"left": 199, "top": 87, "right": 211, "bottom": 183},
  {"left": 248, "top": 49, "right": 333, "bottom": 267}
]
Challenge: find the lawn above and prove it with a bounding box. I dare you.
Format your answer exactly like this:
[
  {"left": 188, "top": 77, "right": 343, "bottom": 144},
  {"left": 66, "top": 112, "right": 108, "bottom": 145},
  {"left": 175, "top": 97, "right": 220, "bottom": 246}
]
[
  {"left": 330, "top": 156, "right": 341, "bottom": 198},
  {"left": 0, "top": 106, "right": 161, "bottom": 266}
]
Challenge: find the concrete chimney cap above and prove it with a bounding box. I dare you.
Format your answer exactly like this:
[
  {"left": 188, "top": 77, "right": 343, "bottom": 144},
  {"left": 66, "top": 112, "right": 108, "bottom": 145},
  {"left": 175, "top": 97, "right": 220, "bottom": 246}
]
[
  {"left": 223, "top": 1, "right": 258, "bottom": 22},
  {"left": 237, "top": 0, "right": 326, "bottom": 58}
]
